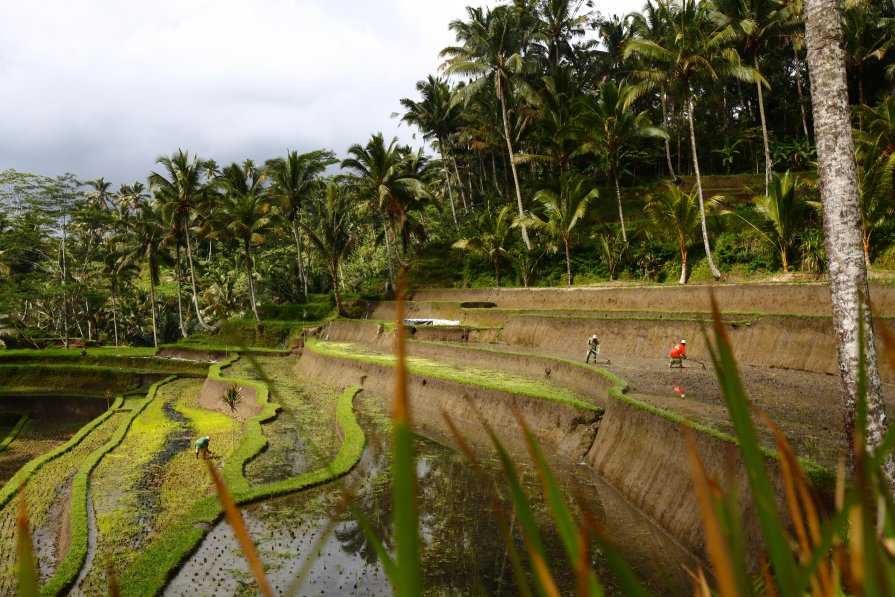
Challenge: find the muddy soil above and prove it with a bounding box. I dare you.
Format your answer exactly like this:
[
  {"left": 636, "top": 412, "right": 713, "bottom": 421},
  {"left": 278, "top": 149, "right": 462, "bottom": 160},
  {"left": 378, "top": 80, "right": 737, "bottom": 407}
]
[
  {"left": 0, "top": 419, "right": 85, "bottom": 485},
  {"left": 596, "top": 354, "right": 894, "bottom": 471}
]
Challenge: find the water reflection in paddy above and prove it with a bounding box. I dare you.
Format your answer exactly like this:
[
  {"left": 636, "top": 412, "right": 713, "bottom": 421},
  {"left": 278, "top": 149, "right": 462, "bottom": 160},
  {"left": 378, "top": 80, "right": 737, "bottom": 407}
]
[{"left": 166, "top": 396, "right": 695, "bottom": 596}]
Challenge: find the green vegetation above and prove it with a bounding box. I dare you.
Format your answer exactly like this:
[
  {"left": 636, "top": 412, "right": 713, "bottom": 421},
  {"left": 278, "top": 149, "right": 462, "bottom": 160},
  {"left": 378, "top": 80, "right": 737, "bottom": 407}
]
[{"left": 306, "top": 338, "right": 597, "bottom": 411}]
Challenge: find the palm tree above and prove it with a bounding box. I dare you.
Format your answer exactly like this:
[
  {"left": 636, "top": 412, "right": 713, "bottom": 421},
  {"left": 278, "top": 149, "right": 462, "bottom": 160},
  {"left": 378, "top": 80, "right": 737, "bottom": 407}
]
[
  {"left": 341, "top": 133, "right": 429, "bottom": 291},
  {"left": 442, "top": 5, "right": 538, "bottom": 249},
  {"left": 265, "top": 149, "right": 337, "bottom": 297},
  {"left": 842, "top": 1, "right": 894, "bottom": 107},
  {"left": 521, "top": 175, "right": 597, "bottom": 285},
  {"left": 711, "top": 0, "right": 794, "bottom": 194},
  {"left": 804, "top": 0, "right": 892, "bottom": 485},
  {"left": 626, "top": 0, "right": 762, "bottom": 280},
  {"left": 84, "top": 177, "right": 113, "bottom": 210},
  {"left": 400, "top": 75, "right": 467, "bottom": 229},
  {"left": 452, "top": 205, "right": 515, "bottom": 286},
  {"left": 221, "top": 383, "right": 242, "bottom": 451},
  {"left": 149, "top": 150, "right": 213, "bottom": 330},
  {"left": 722, "top": 171, "right": 808, "bottom": 272},
  {"left": 299, "top": 183, "right": 357, "bottom": 317},
  {"left": 644, "top": 184, "right": 702, "bottom": 284},
  {"left": 122, "top": 203, "right": 167, "bottom": 348},
  {"left": 629, "top": 0, "right": 680, "bottom": 181},
  {"left": 579, "top": 80, "right": 667, "bottom": 243},
  {"left": 209, "top": 162, "right": 275, "bottom": 322},
  {"left": 854, "top": 97, "right": 895, "bottom": 264},
  {"left": 534, "top": 0, "right": 590, "bottom": 68}
]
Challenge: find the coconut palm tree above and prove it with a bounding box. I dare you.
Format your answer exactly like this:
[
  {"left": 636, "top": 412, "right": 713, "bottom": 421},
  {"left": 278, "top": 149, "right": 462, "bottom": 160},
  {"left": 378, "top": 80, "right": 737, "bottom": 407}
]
[
  {"left": 265, "top": 149, "right": 337, "bottom": 297},
  {"left": 399, "top": 75, "right": 467, "bottom": 229},
  {"left": 149, "top": 150, "right": 214, "bottom": 330},
  {"left": 534, "top": 0, "right": 590, "bottom": 68},
  {"left": 579, "top": 80, "right": 667, "bottom": 243},
  {"left": 626, "top": 0, "right": 762, "bottom": 280},
  {"left": 441, "top": 5, "right": 538, "bottom": 249},
  {"left": 520, "top": 174, "right": 597, "bottom": 285},
  {"left": 84, "top": 177, "right": 113, "bottom": 210},
  {"left": 341, "top": 133, "right": 429, "bottom": 291},
  {"left": 711, "top": 0, "right": 794, "bottom": 194},
  {"left": 629, "top": 0, "right": 680, "bottom": 181},
  {"left": 452, "top": 205, "right": 515, "bottom": 287},
  {"left": 299, "top": 183, "right": 357, "bottom": 317},
  {"left": 644, "top": 184, "right": 702, "bottom": 284},
  {"left": 854, "top": 97, "right": 895, "bottom": 264},
  {"left": 121, "top": 203, "right": 167, "bottom": 347},
  {"left": 208, "top": 162, "right": 275, "bottom": 322},
  {"left": 721, "top": 171, "right": 808, "bottom": 272}
]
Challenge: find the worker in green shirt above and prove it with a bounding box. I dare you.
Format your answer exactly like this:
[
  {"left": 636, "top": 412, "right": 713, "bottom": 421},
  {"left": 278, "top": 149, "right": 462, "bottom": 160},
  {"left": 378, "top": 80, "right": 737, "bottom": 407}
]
[{"left": 195, "top": 436, "right": 211, "bottom": 460}]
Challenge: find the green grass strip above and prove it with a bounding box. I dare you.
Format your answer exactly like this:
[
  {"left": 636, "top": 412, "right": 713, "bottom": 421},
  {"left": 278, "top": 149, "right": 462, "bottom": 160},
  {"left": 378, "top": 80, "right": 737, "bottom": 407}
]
[
  {"left": 208, "top": 354, "right": 282, "bottom": 494},
  {"left": 0, "top": 414, "right": 29, "bottom": 453},
  {"left": 158, "top": 342, "right": 291, "bottom": 355},
  {"left": 118, "top": 384, "right": 365, "bottom": 597},
  {"left": 0, "top": 396, "right": 127, "bottom": 510},
  {"left": 306, "top": 338, "right": 597, "bottom": 412},
  {"left": 40, "top": 378, "right": 176, "bottom": 596}
]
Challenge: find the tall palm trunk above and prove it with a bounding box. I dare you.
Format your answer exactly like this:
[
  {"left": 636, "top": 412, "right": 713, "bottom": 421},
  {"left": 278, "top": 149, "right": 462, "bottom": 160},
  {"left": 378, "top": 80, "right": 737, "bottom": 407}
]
[
  {"left": 175, "top": 243, "right": 187, "bottom": 337},
  {"left": 661, "top": 90, "right": 678, "bottom": 181},
  {"left": 564, "top": 236, "right": 572, "bottom": 286},
  {"left": 111, "top": 281, "right": 119, "bottom": 348},
  {"left": 686, "top": 89, "right": 722, "bottom": 280},
  {"left": 451, "top": 154, "right": 469, "bottom": 212},
  {"left": 613, "top": 170, "right": 627, "bottom": 243},
  {"left": 243, "top": 239, "right": 260, "bottom": 322},
  {"left": 331, "top": 261, "right": 346, "bottom": 317},
  {"left": 497, "top": 73, "right": 532, "bottom": 250},
  {"left": 149, "top": 262, "right": 158, "bottom": 349},
  {"left": 437, "top": 137, "right": 460, "bottom": 230},
  {"left": 382, "top": 219, "right": 395, "bottom": 292},
  {"left": 805, "top": 0, "right": 893, "bottom": 487},
  {"left": 792, "top": 39, "right": 811, "bottom": 141},
  {"left": 755, "top": 55, "right": 773, "bottom": 195},
  {"left": 291, "top": 219, "right": 308, "bottom": 298},
  {"left": 182, "top": 220, "right": 208, "bottom": 329},
  {"left": 678, "top": 247, "right": 688, "bottom": 285}
]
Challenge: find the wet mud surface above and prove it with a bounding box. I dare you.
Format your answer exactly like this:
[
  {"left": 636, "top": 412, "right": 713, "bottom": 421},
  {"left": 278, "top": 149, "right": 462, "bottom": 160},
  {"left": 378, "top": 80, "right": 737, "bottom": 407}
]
[
  {"left": 598, "top": 354, "right": 895, "bottom": 470},
  {"left": 168, "top": 397, "right": 695, "bottom": 596}
]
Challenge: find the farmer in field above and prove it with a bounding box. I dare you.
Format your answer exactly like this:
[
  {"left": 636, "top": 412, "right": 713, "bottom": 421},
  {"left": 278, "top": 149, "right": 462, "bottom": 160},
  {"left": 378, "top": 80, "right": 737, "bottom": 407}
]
[
  {"left": 585, "top": 334, "right": 601, "bottom": 364},
  {"left": 195, "top": 435, "right": 211, "bottom": 460},
  {"left": 669, "top": 339, "right": 687, "bottom": 368}
]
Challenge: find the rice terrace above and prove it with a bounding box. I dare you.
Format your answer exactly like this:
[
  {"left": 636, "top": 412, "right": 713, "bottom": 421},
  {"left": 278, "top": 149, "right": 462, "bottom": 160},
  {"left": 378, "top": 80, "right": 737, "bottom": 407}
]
[{"left": 2, "top": 0, "right": 895, "bottom": 594}]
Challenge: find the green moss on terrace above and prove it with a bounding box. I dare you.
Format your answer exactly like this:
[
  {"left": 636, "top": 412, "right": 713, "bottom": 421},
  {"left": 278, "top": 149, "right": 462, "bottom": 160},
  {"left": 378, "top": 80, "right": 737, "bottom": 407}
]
[
  {"left": 511, "top": 313, "right": 756, "bottom": 326},
  {"left": 306, "top": 338, "right": 597, "bottom": 412},
  {"left": 40, "top": 379, "right": 175, "bottom": 596},
  {"left": 117, "top": 384, "right": 365, "bottom": 597},
  {"left": 408, "top": 339, "right": 834, "bottom": 491},
  {"left": 463, "top": 306, "right": 834, "bottom": 319},
  {"left": 0, "top": 414, "right": 28, "bottom": 453},
  {"left": 158, "top": 341, "right": 291, "bottom": 355},
  {"left": 0, "top": 353, "right": 209, "bottom": 375},
  {"left": 0, "top": 347, "right": 156, "bottom": 359}
]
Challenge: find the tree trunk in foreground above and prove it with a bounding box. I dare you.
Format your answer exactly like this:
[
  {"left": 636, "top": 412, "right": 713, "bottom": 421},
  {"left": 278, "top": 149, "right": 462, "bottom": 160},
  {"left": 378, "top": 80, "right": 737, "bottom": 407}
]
[{"left": 805, "top": 0, "right": 894, "bottom": 486}]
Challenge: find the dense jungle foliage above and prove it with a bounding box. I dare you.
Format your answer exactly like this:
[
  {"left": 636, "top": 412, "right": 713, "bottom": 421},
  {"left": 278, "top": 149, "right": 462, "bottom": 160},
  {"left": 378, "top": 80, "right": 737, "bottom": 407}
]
[{"left": 1, "top": 0, "right": 893, "bottom": 347}]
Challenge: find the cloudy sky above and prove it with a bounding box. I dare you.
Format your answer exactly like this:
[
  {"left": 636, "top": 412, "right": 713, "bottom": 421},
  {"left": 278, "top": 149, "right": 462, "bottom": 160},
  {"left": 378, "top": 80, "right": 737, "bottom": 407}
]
[{"left": 0, "top": 0, "right": 640, "bottom": 187}]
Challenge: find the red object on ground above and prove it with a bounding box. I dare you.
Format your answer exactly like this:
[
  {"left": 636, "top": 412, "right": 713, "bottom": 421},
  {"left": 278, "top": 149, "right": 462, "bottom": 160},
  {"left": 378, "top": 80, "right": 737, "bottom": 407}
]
[{"left": 673, "top": 385, "right": 685, "bottom": 397}]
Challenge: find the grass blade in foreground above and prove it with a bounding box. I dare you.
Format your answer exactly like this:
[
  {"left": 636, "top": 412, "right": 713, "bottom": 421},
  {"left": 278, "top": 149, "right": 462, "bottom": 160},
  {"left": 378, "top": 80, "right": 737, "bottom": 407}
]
[
  {"left": 705, "top": 294, "right": 799, "bottom": 593},
  {"left": 391, "top": 268, "right": 422, "bottom": 595}
]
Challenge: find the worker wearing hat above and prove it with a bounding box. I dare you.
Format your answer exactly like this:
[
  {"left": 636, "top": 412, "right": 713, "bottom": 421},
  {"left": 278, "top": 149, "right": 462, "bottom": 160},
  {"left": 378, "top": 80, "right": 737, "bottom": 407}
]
[
  {"left": 585, "top": 334, "right": 601, "bottom": 364},
  {"left": 670, "top": 339, "right": 687, "bottom": 368}
]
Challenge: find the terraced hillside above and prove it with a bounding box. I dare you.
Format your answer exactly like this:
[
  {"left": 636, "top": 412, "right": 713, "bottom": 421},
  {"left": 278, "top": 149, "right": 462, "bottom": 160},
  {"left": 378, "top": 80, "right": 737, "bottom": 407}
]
[{"left": 0, "top": 281, "right": 885, "bottom": 594}]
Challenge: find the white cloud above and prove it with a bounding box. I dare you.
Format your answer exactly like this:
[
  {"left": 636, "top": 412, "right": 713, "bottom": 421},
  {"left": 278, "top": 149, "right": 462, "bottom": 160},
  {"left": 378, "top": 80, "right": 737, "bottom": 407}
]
[{"left": 0, "top": 0, "right": 640, "bottom": 187}]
